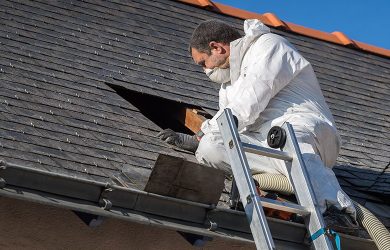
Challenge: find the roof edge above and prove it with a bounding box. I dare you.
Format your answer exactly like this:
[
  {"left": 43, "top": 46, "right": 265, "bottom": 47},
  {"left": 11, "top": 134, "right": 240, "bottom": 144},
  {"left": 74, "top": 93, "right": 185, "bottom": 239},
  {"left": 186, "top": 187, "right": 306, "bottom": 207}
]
[
  {"left": 0, "top": 161, "right": 377, "bottom": 249},
  {"left": 178, "top": 0, "right": 390, "bottom": 58}
]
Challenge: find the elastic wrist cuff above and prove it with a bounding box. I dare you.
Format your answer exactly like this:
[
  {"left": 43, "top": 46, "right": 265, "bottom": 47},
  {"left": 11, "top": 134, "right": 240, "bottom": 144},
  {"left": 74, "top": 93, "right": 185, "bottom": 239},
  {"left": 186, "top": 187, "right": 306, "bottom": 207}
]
[{"left": 196, "top": 130, "right": 204, "bottom": 141}]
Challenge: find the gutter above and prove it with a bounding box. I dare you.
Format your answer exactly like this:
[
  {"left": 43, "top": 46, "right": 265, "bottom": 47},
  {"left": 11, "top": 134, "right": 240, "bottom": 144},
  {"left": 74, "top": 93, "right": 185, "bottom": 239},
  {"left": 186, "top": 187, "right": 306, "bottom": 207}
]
[{"left": 0, "top": 161, "right": 376, "bottom": 249}]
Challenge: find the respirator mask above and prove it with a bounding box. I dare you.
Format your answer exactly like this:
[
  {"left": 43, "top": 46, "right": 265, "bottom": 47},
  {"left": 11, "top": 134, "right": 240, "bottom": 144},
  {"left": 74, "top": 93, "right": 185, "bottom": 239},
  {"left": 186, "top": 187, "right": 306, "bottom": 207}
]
[{"left": 204, "top": 68, "right": 230, "bottom": 84}]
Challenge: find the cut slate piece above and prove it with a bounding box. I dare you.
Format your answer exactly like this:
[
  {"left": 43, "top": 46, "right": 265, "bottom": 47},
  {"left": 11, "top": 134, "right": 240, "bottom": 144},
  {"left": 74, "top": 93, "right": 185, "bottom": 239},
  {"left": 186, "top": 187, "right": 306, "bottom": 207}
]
[
  {"left": 111, "top": 163, "right": 151, "bottom": 190},
  {"left": 145, "top": 154, "right": 225, "bottom": 205}
]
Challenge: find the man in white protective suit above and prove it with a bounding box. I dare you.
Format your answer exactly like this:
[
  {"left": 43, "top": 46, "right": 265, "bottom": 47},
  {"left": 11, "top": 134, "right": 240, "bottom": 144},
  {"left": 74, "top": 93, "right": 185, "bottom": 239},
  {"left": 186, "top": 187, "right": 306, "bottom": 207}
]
[{"left": 157, "top": 19, "right": 357, "bottom": 228}]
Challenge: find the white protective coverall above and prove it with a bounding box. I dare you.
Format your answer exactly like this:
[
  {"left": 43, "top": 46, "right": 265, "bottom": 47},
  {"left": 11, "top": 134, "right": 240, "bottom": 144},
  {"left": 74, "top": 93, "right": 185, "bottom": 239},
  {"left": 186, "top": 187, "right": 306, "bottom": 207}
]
[{"left": 195, "top": 19, "right": 356, "bottom": 217}]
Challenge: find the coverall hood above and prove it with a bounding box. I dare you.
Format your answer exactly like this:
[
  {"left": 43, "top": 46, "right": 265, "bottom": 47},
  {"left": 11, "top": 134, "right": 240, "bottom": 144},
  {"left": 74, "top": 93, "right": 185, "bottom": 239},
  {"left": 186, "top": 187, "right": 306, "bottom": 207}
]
[
  {"left": 244, "top": 19, "right": 271, "bottom": 36},
  {"left": 229, "top": 19, "right": 271, "bottom": 84}
]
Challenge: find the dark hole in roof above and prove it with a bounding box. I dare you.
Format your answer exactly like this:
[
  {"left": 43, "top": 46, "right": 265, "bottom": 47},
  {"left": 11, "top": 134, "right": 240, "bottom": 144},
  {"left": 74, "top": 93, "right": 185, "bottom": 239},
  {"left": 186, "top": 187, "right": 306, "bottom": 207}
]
[{"left": 107, "top": 84, "right": 196, "bottom": 135}]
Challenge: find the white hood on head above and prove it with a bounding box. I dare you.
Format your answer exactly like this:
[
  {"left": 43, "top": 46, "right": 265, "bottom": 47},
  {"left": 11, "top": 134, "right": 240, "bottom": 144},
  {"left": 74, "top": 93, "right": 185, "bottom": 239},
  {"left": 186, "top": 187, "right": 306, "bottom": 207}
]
[
  {"left": 229, "top": 19, "right": 271, "bottom": 84},
  {"left": 244, "top": 19, "right": 271, "bottom": 37}
]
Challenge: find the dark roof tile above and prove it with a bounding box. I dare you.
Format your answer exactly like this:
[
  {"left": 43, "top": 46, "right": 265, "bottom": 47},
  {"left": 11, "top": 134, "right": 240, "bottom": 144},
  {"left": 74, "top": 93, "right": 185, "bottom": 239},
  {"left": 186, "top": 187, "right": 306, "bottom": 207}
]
[{"left": 0, "top": 0, "right": 389, "bottom": 198}]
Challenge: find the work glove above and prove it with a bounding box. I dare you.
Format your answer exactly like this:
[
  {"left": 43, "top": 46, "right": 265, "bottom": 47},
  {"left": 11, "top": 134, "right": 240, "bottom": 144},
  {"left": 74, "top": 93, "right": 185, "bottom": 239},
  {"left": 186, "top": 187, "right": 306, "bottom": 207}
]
[{"left": 157, "top": 129, "right": 199, "bottom": 153}]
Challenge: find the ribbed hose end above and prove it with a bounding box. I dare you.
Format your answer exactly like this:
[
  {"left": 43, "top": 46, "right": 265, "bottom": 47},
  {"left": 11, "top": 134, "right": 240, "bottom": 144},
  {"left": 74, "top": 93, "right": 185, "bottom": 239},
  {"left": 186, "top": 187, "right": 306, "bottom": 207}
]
[
  {"left": 253, "top": 173, "right": 294, "bottom": 195},
  {"left": 253, "top": 173, "right": 390, "bottom": 250},
  {"left": 353, "top": 201, "right": 390, "bottom": 250}
]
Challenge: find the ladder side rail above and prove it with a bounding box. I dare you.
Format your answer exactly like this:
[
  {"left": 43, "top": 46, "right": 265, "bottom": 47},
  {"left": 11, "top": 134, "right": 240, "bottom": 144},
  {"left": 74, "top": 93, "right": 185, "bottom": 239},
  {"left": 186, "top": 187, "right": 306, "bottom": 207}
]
[
  {"left": 282, "top": 123, "right": 334, "bottom": 249},
  {"left": 217, "top": 109, "right": 275, "bottom": 250}
]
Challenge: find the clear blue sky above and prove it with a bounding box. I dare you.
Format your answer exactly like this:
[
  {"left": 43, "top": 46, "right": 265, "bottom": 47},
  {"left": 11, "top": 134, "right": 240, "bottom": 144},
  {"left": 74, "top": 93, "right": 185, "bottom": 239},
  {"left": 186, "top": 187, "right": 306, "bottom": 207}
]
[{"left": 215, "top": 0, "right": 390, "bottom": 50}]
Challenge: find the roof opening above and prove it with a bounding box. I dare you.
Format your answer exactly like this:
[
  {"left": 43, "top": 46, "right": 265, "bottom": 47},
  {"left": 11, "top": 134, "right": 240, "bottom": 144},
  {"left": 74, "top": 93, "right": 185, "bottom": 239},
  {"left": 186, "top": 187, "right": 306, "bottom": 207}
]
[{"left": 107, "top": 84, "right": 211, "bottom": 135}]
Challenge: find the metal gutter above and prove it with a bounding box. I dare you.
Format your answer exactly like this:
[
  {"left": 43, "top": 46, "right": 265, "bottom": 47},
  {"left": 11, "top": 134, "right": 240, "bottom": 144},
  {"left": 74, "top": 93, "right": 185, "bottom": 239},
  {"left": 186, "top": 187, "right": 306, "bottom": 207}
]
[{"left": 0, "top": 161, "right": 377, "bottom": 249}]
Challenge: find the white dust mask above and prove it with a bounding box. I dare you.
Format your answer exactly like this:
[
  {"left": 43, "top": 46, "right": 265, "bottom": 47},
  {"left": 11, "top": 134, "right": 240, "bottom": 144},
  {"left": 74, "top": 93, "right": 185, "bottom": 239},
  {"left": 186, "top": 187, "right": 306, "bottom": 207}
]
[{"left": 204, "top": 67, "right": 230, "bottom": 84}]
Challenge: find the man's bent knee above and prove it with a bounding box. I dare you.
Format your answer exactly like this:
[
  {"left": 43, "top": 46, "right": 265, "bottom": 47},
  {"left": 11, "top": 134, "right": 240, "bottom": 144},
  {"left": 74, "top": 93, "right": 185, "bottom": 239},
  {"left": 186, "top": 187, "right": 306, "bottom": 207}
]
[{"left": 195, "top": 133, "right": 231, "bottom": 173}]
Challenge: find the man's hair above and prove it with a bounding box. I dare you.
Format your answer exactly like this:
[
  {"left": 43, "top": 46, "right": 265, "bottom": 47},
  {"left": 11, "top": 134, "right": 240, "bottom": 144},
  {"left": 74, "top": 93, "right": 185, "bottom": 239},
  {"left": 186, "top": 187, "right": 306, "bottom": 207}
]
[{"left": 189, "top": 20, "right": 241, "bottom": 54}]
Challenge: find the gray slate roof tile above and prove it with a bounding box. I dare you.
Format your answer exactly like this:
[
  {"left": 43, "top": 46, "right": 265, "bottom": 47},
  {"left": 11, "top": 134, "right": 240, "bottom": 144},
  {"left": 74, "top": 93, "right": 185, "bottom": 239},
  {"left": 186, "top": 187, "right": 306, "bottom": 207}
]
[{"left": 0, "top": 0, "right": 389, "bottom": 199}]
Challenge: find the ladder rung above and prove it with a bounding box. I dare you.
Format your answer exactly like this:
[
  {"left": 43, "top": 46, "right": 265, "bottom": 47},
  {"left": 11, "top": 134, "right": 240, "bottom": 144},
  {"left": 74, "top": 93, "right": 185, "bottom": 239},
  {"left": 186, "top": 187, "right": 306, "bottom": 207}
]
[
  {"left": 242, "top": 143, "right": 293, "bottom": 162},
  {"left": 260, "top": 197, "right": 310, "bottom": 216}
]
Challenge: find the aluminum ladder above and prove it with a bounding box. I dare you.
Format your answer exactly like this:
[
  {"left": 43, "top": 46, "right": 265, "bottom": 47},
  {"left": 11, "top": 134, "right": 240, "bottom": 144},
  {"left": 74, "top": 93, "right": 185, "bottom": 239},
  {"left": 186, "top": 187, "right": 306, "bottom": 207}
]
[{"left": 216, "top": 108, "right": 335, "bottom": 250}]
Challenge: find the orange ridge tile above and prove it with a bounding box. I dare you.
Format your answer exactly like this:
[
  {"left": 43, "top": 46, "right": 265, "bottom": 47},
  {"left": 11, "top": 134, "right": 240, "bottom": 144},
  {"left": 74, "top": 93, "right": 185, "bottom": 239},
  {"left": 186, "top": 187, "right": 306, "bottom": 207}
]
[
  {"left": 332, "top": 31, "right": 357, "bottom": 47},
  {"left": 263, "top": 13, "right": 286, "bottom": 28},
  {"left": 197, "top": 0, "right": 212, "bottom": 7},
  {"left": 177, "top": 0, "right": 390, "bottom": 58}
]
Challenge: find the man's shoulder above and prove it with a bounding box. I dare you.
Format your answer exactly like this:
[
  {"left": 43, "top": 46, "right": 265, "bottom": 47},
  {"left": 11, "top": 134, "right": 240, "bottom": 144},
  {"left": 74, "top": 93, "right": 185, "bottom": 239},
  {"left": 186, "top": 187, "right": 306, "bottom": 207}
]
[
  {"left": 254, "top": 33, "right": 289, "bottom": 46},
  {"left": 249, "top": 33, "right": 297, "bottom": 54}
]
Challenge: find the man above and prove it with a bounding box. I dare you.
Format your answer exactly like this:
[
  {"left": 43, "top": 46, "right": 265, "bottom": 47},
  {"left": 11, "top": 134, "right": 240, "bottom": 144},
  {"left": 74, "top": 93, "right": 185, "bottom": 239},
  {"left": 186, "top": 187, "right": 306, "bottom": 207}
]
[{"left": 158, "top": 19, "right": 357, "bottom": 225}]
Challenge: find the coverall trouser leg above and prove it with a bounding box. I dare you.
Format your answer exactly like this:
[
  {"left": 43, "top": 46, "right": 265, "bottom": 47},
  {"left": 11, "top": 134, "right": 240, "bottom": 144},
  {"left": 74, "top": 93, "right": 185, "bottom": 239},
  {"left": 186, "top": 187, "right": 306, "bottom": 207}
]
[{"left": 195, "top": 129, "right": 356, "bottom": 217}]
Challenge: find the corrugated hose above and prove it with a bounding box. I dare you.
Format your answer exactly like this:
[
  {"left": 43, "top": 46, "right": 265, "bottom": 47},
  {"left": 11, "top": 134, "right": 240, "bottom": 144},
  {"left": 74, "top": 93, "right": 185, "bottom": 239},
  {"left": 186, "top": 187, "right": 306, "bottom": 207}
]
[{"left": 252, "top": 173, "right": 390, "bottom": 250}]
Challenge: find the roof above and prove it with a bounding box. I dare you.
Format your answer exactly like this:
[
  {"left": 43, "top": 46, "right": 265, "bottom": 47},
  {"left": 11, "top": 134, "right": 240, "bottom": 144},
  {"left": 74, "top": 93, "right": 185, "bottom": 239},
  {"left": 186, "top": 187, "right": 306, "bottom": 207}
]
[
  {"left": 0, "top": 0, "right": 201, "bottom": 186},
  {"left": 179, "top": 0, "right": 390, "bottom": 58},
  {"left": 0, "top": 0, "right": 389, "bottom": 239}
]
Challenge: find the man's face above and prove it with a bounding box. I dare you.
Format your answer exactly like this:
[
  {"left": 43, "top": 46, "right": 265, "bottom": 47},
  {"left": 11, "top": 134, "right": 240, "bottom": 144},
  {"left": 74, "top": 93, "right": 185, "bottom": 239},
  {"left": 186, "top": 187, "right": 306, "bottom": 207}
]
[{"left": 191, "top": 42, "right": 230, "bottom": 70}]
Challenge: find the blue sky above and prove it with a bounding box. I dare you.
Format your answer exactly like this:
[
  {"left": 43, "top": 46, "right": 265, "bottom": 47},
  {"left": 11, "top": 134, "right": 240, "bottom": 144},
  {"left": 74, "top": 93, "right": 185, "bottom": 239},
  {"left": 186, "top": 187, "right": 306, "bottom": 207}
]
[{"left": 215, "top": 0, "right": 390, "bottom": 50}]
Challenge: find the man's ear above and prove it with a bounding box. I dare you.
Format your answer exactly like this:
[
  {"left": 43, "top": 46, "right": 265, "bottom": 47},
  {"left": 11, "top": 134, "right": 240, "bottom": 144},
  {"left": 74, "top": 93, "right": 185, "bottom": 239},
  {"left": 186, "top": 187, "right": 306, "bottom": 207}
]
[{"left": 209, "top": 41, "right": 224, "bottom": 54}]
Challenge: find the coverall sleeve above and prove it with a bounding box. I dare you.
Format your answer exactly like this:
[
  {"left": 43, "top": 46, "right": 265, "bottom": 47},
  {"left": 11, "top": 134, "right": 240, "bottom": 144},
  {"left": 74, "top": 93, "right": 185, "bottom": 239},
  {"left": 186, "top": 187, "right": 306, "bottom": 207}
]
[
  {"left": 225, "top": 35, "right": 309, "bottom": 130},
  {"left": 199, "top": 82, "right": 229, "bottom": 134}
]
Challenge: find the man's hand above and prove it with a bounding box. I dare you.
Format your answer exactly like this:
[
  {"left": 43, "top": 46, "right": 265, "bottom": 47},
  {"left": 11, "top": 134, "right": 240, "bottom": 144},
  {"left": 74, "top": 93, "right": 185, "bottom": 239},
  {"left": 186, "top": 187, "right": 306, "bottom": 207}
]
[{"left": 157, "top": 129, "right": 199, "bottom": 153}]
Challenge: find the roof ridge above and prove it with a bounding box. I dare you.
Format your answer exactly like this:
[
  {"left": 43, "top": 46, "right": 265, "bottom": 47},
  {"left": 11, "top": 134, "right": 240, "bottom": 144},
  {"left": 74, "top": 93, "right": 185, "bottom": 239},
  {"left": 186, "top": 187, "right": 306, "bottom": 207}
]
[{"left": 178, "top": 0, "right": 390, "bottom": 59}]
